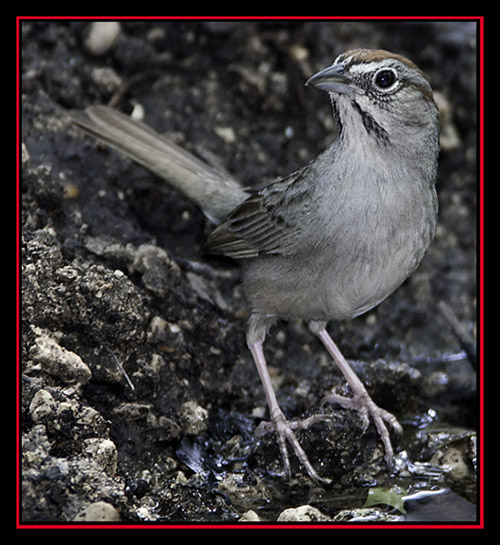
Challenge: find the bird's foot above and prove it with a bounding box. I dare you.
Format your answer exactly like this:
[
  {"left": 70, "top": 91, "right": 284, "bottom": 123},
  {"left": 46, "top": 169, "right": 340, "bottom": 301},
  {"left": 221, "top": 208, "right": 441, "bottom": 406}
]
[
  {"left": 321, "top": 389, "right": 402, "bottom": 466},
  {"left": 255, "top": 408, "right": 332, "bottom": 484}
]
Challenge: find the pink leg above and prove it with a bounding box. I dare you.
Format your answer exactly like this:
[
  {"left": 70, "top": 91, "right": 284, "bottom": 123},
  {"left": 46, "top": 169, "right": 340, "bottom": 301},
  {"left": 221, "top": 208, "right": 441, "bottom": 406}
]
[
  {"left": 247, "top": 316, "right": 331, "bottom": 483},
  {"left": 309, "top": 321, "right": 402, "bottom": 466}
]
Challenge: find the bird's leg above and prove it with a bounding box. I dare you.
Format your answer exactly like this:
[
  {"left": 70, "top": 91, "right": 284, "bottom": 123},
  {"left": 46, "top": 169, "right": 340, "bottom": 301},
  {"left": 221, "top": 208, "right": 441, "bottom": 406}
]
[
  {"left": 308, "top": 321, "right": 402, "bottom": 466},
  {"left": 247, "top": 315, "right": 330, "bottom": 484}
]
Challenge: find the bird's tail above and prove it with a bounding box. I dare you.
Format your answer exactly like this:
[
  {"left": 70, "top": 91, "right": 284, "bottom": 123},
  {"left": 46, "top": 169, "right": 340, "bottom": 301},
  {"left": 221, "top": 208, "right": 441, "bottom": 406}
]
[{"left": 69, "top": 105, "right": 248, "bottom": 223}]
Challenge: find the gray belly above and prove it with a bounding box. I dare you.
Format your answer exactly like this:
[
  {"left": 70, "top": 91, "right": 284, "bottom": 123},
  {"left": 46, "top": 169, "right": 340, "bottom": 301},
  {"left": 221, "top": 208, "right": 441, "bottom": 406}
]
[{"left": 242, "top": 195, "right": 436, "bottom": 322}]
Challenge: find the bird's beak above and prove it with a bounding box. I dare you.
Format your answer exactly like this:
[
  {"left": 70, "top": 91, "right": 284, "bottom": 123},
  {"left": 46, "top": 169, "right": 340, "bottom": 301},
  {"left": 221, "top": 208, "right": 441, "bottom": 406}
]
[{"left": 305, "top": 64, "right": 355, "bottom": 95}]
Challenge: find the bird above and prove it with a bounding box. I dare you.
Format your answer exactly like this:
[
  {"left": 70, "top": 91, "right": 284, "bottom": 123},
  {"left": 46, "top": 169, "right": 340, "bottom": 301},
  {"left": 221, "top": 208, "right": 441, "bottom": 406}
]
[{"left": 69, "top": 48, "right": 439, "bottom": 483}]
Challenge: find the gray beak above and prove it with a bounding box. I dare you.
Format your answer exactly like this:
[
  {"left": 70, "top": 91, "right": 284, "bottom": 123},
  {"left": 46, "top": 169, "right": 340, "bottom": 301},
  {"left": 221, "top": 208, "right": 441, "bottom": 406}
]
[{"left": 305, "top": 64, "right": 354, "bottom": 95}]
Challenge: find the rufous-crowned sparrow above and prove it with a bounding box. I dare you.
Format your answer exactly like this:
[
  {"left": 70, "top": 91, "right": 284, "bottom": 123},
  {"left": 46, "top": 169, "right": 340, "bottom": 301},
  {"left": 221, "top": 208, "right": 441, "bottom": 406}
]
[{"left": 70, "top": 48, "right": 439, "bottom": 483}]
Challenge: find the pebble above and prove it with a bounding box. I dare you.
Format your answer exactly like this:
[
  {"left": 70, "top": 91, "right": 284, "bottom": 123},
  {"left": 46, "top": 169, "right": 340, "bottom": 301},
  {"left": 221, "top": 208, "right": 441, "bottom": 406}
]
[
  {"left": 431, "top": 446, "right": 471, "bottom": 481},
  {"left": 29, "top": 388, "right": 57, "bottom": 423},
  {"left": 214, "top": 126, "right": 236, "bottom": 144},
  {"left": 73, "top": 501, "right": 120, "bottom": 522},
  {"left": 239, "top": 510, "right": 261, "bottom": 522},
  {"left": 82, "top": 438, "right": 118, "bottom": 475},
  {"left": 90, "top": 66, "right": 123, "bottom": 95},
  {"left": 180, "top": 400, "right": 208, "bottom": 435},
  {"left": 277, "top": 505, "right": 332, "bottom": 522},
  {"left": 84, "top": 22, "right": 121, "bottom": 56},
  {"left": 29, "top": 328, "right": 92, "bottom": 385}
]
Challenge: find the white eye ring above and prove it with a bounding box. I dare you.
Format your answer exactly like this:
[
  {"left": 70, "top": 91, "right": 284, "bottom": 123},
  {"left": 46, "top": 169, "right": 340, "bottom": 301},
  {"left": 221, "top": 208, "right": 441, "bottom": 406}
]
[{"left": 373, "top": 68, "right": 399, "bottom": 91}]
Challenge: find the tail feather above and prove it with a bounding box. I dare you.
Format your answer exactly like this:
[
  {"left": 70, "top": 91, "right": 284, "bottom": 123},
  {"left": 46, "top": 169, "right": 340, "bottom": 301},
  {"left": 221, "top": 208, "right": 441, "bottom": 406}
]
[{"left": 69, "top": 105, "right": 248, "bottom": 223}]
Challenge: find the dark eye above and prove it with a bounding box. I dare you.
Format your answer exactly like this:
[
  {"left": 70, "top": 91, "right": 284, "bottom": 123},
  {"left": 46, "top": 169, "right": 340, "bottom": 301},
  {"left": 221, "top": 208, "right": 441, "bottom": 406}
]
[{"left": 374, "top": 69, "right": 397, "bottom": 90}]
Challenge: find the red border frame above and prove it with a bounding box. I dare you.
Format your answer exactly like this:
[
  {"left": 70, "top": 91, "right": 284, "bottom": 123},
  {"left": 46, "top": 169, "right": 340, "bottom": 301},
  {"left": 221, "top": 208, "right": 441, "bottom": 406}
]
[{"left": 16, "top": 15, "right": 485, "bottom": 530}]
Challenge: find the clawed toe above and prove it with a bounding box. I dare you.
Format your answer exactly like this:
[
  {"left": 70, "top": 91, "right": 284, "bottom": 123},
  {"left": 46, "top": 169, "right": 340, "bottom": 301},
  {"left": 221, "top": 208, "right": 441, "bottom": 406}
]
[
  {"left": 256, "top": 409, "right": 332, "bottom": 485},
  {"left": 322, "top": 391, "right": 402, "bottom": 465}
]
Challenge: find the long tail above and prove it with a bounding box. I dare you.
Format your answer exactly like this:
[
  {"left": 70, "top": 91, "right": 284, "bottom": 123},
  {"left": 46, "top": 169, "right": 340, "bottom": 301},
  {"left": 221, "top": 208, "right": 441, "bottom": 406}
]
[{"left": 69, "top": 105, "right": 248, "bottom": 223}]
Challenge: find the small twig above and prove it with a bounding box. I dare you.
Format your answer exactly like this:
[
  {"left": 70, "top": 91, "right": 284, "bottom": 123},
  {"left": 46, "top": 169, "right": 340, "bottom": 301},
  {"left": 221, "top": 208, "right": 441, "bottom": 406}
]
[
  {"left": 103, "top": 344, "right": 135, "bottom": 391},
  {"left": 408, "top": 351, "right": 468, "bottom": 365},
  {"left": 107, "top": 69, "right": 164, "bottom": 109},
  {"left": 438, "top": 300, "right": 477, "bottom": 368}
]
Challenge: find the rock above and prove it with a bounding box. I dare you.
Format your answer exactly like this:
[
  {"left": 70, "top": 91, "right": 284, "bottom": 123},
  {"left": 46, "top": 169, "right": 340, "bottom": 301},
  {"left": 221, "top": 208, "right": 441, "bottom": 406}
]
[
  {"left": 84, "top": 22, "right": 121, "bottom": 56},
  {"left": 29, "top": 388, "right": 57, "bottom": 423},
  {"left": 430, "top": 445, "right": 471, "bottom": 481},
  {"left": 133, "top": 244, "right": 181, "bottom": 297},
  {"left": 217, "top": 473, "right": 270, "bottom": 512},
  {"left": 73, "top": 501, "right": 121, "bottom": 522},
  {"left": 22, "top": 424, "right": 126, "bottom": 522},
  {"left": 180, "top": 400, "right": 208, "bottom": 435},
  {"left": 90, "top": 66, "right": 123, "bottom": 95},
  {"left": 29, "top": 328, "right": 92, "bottom": 385},
  {"left": 277, "top": 505, "right": 332, "bottom": 522},
  {"left": 239, "top": 510, "right": 261, "bottom": 522},
  {"left": 82, "top": 438, "right": 118, "bottom": 475},
  {"left": 333, "top": 507, "right": 402, "bottom": 523}
]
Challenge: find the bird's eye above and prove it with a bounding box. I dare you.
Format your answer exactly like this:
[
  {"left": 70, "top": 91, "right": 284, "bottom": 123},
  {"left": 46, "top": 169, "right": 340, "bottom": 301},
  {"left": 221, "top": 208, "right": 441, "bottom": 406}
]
[{"left": 373, "top": 68, "right": 398, "bottom": 90}]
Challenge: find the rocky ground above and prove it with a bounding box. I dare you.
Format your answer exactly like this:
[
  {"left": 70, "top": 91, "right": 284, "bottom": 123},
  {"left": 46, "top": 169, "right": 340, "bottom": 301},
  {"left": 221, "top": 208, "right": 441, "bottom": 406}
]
[{"left": 20, "top": 19, "right": 478, "bottom": 525}]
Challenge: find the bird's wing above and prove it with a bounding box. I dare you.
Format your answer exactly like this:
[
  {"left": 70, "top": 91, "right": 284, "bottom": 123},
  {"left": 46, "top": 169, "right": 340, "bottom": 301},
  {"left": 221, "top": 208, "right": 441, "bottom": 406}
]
[{"left": 203, "top": 169, "right": 308, "bottom": 259}]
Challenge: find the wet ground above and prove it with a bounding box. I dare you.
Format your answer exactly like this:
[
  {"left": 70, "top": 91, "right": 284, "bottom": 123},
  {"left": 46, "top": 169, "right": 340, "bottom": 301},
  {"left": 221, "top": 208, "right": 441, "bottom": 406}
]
[{"left": 20, "top": 19, "right": 478, "bottom": 525}]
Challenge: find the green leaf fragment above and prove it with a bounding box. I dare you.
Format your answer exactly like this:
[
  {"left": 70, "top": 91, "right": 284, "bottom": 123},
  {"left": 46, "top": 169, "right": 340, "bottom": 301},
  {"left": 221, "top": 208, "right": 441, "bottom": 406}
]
[{"left": 363, "top": 487, "right": 407, "bottom": 515}]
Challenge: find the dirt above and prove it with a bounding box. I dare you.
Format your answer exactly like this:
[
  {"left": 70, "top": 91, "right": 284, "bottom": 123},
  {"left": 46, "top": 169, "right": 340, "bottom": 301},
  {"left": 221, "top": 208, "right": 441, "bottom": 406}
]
[{"left": 20, "top": 18, "right": 478, "bottom": 524}]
